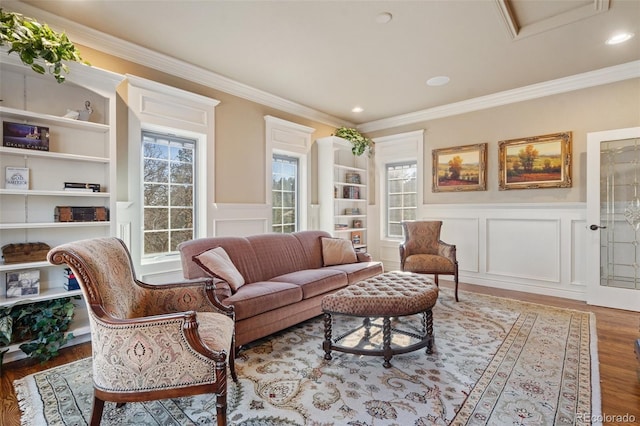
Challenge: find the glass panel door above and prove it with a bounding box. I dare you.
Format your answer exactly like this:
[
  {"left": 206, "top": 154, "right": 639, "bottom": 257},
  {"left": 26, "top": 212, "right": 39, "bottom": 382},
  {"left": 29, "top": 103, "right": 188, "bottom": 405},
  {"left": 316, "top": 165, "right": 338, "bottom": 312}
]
[{"left": 587, "top": 127, "right": 640, "bottom": 311}]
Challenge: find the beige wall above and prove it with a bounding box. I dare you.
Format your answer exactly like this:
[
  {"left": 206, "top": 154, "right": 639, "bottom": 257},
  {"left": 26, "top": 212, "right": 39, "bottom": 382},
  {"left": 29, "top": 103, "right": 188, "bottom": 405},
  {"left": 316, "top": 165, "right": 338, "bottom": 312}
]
[
  {"left": 79, "top": 46, "right": 639, "bottom": 206},
  {"left": 367, "top": 79, "right": 640, "bottom": 204},
  {"left": 78, "top": 46, "right": 336, "bottom": 205}
]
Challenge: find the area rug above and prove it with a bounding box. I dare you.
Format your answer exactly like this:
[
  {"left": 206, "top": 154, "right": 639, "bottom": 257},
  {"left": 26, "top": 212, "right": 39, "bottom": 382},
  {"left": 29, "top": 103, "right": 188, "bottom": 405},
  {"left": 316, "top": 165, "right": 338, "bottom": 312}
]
[{"left": 14, "top": 288, "right": 601, "bottom": 425}]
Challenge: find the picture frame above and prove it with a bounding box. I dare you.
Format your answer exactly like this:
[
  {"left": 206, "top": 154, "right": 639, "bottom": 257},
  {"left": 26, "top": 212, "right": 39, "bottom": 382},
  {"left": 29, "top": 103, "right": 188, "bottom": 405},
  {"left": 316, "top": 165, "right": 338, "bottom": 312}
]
[
  {"left": 433, "top": 143, "right": 487, "bottom": 192},
  {"left": 5, "top": 166, "right": 29, "bottom": 190},
  {"left": 6, "top": 269, "right": 40, "bottom": 298},
  {"left": 350, "top": 231, "right": 362, "bottom": 245},
  {"left": 2, "top": 121, "right": 50, "bottom": 151},
  {"left": 498, "top": 132, "right": 572, "bottom": 190},
  {"left": 352, "top": 219, "right": 363, "bottom": 228}
]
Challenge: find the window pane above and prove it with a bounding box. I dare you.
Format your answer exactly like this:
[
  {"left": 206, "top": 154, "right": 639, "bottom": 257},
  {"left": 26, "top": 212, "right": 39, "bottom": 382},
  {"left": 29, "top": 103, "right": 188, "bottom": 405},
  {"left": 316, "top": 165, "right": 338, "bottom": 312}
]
[
  {"left": 170, "top": 230, "right": 193, "bottom": 251},
  {"left": 144, "top": 183, "right": 168, "bottom": 205},
  {"left": 272, "top": 154, "right": 298, "bottom": 233},
  {"left": 171, "top": 207, "right": 193, "bottom": 229},
  {"left": 386, "top": 162, "right": 417, "bottom": 238},
  {"left": 171, "top": 162, "right": 193, "bottom": 184},
  {"left": 144, "top": 208, "right": 168, "bottom": 230},
  {"left": 144, "top": 159, "right": 168, "bottom": 183},
  {"left": 145, "top": 231, "right": 168, "bottom": 254},
  {"left": 142, "top": 131, "right": 196, "bottom": 257},
  {"left": 170, "top": 184, "right": 193, "bottom": 206}
]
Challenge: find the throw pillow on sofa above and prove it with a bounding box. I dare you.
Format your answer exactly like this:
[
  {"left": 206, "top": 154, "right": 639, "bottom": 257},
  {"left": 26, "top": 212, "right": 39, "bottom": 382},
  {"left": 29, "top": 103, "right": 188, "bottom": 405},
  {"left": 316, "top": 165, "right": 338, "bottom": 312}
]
[
  {"left": 193, "top": 247, "right": 245, "bottom": 292},
  {"left": 321, "top": 237, "right": 358, "bottom": 266}
]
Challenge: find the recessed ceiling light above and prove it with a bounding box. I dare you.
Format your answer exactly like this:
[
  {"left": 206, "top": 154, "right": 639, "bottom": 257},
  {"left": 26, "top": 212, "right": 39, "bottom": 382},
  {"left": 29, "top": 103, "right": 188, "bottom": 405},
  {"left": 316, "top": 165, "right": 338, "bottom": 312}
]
[
  {"left": 352, "top": 106, "right": 364, "bottom": 113},
  {"left": 606, "top": 32, "right": 634, "bottom": 45},
  {"left": 426, "top": 76, "right": 450, "bottom": 87},
  {"left": 376, "top": 12, "right": 392, "bottom": 24}
]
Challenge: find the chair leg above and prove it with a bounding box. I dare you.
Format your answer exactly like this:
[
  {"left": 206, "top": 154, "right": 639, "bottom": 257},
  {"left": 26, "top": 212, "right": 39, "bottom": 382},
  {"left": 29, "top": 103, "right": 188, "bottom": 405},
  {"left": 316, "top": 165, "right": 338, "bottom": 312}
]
[
  {"left": 454, "top": 271, "right": 459, "bottom": 302},
  {"left": 434, "top": 274, "right": 439, "bottom": 286},
  {"left": 229, "top": 343, "right": 238, "bottom": 382},
  {"left": 216, "top": 388, "right": 227, "bottom": 426},
  {"left": 90, "top": 396, "right": 105, "bottom": 426}
]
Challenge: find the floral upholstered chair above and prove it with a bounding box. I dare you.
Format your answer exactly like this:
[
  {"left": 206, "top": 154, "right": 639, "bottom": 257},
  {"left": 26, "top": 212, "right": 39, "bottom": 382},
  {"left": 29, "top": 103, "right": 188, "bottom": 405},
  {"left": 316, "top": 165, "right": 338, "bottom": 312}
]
[
  {"left": 399, "top": 220, "right": 459, "bottom": 302},
  {"left": 48, "top": 237, "right": 236, "bottom": 426}
]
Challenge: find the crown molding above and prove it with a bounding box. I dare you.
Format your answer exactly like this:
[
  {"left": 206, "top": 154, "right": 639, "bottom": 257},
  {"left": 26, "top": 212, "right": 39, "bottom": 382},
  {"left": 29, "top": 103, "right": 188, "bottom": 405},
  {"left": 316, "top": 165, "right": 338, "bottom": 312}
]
[
  {"left": 4, "top": 2, "right": 353, "bottom": 129},
  {"left": 357, "top": 60, "right": 640, "bottom": 133},
  {"left": 6, "top": 2, "right": 636, "bottom": 134}
]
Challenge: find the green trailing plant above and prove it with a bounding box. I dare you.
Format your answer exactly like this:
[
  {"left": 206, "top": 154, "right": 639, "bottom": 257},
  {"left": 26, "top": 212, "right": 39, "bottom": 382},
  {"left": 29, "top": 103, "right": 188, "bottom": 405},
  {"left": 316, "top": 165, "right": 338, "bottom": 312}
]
[
  {"left": 0, "top": 297, "right": 77, "bottom": 370},
  {"left": 334, "top": 127, "right": 374, "bottom": 156},
  {"left": 0, "top": 8, "right": 88, "bottom": 83}
]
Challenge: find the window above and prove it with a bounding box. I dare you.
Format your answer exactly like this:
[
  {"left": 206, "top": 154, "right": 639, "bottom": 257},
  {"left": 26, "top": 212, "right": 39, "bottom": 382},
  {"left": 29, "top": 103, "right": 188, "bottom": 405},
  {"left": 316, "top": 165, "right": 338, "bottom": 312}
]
[
  {"left": 272, "top": 153, "right": 299, "bottom": 233},
  {"left": 386, "top": 162, "right": 417, "bottom": 238},
  {"left": 142, "top": 131, "right": 196, "bottom": 256}
]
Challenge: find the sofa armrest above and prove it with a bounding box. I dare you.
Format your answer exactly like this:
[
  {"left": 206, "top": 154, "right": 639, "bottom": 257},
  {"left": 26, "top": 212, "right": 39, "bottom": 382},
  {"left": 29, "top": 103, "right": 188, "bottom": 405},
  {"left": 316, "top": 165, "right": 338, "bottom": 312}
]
[{"left": 356, "top": 251, "right": 373, "bottom": 262}]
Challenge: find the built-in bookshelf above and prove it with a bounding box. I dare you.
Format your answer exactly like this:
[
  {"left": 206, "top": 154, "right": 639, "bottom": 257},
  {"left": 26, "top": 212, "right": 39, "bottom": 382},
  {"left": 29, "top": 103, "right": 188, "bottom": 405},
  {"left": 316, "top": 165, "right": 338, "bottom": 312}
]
[
  {"left": 0, "top": 50, "right": 124, "bottom": 362},
  {"left": 317, "top": 136, "right": 369, "bottom": 251}
]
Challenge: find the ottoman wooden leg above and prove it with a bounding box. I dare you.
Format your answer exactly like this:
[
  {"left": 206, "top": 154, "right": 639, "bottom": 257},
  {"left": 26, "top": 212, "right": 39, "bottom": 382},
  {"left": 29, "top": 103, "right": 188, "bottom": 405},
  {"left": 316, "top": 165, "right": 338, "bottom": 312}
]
[
  {"left": 363, "top": 317, "right": 371, "bottom": 340},
  {"left": 424, "top": 310, "right": 434, "bottom": 354},
  {"left": 323, "top": 312, "right": 333, "bottom": 360},
  {"left": 382, "top": 316, "right": 393, "bottom": 368}
]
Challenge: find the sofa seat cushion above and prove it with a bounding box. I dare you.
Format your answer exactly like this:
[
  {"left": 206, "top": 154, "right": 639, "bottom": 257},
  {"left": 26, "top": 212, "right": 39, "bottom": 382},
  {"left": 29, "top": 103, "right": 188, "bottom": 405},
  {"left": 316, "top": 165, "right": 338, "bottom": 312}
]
[
  {"left": 270, "top": 268, "right": 348, "bottom": 299},
  {"left": 325, "top": 261, "right": 384, "bottom": 284},
  {"left": 222, "top": 281, "right": 302, "bottom": 321}
]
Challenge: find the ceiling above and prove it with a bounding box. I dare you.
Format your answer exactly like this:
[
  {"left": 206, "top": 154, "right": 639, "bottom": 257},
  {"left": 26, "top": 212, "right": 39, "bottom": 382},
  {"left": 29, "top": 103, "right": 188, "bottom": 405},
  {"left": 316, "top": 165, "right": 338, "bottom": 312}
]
[{"left": 6, "top": 0, "right": 640, "bottom": 127}]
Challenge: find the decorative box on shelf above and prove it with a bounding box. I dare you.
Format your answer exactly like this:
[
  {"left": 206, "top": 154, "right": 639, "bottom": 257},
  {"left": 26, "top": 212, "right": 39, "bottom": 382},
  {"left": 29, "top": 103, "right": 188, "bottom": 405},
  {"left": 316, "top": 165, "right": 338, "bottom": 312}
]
[
  {"left": 1, "top": 242, "right": 50, "bottom": 264},
  {"left": 54, "top": 206, "right": 109, "bottom": 222}
]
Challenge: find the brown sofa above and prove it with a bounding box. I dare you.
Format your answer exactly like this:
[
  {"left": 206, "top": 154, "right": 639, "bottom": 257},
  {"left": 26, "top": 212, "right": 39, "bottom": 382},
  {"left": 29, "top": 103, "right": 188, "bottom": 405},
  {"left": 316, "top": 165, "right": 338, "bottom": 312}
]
[{"left": 178, "top": 230, "right": 383, "bottom": 347}]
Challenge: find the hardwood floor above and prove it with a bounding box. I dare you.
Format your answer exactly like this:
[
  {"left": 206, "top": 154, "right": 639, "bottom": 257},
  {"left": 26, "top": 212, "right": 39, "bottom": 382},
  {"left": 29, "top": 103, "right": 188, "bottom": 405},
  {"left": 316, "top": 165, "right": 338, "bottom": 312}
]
[{"left": 1, "top": 282, "right": 638, "bottom": 425}]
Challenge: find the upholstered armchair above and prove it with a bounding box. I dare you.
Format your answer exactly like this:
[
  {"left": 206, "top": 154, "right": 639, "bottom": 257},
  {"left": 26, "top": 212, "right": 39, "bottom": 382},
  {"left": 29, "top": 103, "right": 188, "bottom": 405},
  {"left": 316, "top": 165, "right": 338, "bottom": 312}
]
[
  {"left": 399, "top": 220, "right": 459, "bottom": 302},
  {"left": 47, "top": 237, "right": 236, "bottom": 426}
]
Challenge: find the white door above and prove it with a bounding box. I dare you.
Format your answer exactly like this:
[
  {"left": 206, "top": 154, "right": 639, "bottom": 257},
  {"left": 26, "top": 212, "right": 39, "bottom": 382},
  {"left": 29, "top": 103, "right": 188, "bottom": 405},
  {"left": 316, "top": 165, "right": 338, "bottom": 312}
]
[{"left": 586, "top": 127, "right": 640, "bottom": 311}]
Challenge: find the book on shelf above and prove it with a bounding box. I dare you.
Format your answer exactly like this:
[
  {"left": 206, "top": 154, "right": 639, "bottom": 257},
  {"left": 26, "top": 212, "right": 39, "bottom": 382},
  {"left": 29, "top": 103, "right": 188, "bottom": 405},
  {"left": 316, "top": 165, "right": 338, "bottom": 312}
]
[
  {"left": 5, "top": 269, "right": 40, "bottom": 298},
  {"left": 64, "top": 268, "right": 80, "bottom": 291},
  {"left": 64, "top": 182, "right": 101, "bottom": 192},
  {"left": 5, "top": 166, "right": 29, "bottom": 190}
]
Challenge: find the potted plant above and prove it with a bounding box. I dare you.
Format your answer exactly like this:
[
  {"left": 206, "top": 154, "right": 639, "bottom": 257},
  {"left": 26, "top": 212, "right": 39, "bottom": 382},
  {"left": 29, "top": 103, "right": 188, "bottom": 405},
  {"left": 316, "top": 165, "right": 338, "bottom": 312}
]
[
  {"left": 334, "top": 127, "right": 374, "bottom": 156},
  {"left": 0, "top": 297, "right": 77, "bottom": 374},
  {"left": 0, "top": 8, "right": 88, "bottom": 83}
]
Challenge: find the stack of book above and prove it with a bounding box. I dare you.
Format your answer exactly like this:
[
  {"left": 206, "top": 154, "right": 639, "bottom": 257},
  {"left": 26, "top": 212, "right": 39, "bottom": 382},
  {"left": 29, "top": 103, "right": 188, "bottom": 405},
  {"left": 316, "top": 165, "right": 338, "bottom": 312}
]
[{"left": 64, "top": 268, "right": 80, "bottom": 291}]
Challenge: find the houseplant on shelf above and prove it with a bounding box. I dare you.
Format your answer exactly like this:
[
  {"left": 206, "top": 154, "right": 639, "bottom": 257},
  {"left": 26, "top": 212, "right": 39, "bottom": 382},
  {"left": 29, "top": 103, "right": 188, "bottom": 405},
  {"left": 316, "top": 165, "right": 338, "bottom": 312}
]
[
  {"left": 334, "top": 127, "right": 374, "bottom": 157},
  {"left": 0, "top": 297, "right": 77, "bottom": 374},
  {"left": 0, "top": 8, "right": 88, "bottom": 83}
]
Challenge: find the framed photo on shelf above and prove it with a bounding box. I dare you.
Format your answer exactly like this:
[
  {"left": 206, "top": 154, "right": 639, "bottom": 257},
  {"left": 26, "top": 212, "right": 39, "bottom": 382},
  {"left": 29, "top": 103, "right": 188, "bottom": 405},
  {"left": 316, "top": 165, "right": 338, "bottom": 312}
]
[
  {"left": 432, "top": 143, "right": 487, "bottom": 192},
  {"left": 498, "top": 132, "right": 572, "bottom": 190},
  {"left": 6, "top": 269, "right": 40, "bottom": 298},
  {"left": 350, "top": 231, "right": 362, "bottom": 245},
  {"left": 5, "top": 166, "right": 29, "bottom": 190},
  {"left": 2, "top": 121, "right": 49, "bottom": 151},
  {"left": 352, "top": 219, "right": 363, "bottom": 228}
]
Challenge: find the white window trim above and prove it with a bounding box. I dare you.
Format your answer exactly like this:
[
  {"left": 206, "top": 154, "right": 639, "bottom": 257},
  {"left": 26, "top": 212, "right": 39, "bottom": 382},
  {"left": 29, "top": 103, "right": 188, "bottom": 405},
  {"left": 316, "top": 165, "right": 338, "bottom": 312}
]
[
  {"left": 265, "top": 116, "right": 315, "bottom": 231},
  {"left": 373, "top": 130, "right": 424, "bottom": 241},
  {"left": 124, "top": 75, "right": 219, "bottom": 277}
]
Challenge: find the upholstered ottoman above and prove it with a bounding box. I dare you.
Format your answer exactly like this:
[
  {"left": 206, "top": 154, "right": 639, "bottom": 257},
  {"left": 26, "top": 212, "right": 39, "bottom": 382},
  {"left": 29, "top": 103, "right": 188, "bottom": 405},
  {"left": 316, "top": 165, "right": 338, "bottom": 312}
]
[{"left": 321, "top": 271, "right": 439, "bottom": 368}]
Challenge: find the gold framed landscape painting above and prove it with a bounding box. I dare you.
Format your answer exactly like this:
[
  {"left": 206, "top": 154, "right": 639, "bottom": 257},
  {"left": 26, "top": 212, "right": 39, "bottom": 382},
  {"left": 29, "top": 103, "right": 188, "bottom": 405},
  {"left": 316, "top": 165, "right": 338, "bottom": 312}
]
[
  {"left": 498, "top": 132, "right": 572, "bottom": 190},
  {"left": 432, "top": 143, "right": 487, "bottom": 192}
]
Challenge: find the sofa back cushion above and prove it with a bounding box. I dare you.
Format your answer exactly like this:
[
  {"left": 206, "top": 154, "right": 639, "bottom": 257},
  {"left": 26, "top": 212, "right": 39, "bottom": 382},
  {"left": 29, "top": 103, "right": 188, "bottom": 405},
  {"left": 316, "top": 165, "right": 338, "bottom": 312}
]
[
  {"left": 179, "top": 230, "right": 333, "bottom": 283},
  {"left": 179, "top": 236, "right": 258, "bottom": 281},
  {"left": 245, "top": 233, "right": 311, "bottom": 281}
]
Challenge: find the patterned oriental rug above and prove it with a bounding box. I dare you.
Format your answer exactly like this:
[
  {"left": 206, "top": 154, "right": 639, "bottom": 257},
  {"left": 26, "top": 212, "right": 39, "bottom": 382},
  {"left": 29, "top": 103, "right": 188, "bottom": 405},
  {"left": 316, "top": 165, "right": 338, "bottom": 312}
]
[{"left": 14, "top": 288, "right": 601, "bottom": 426}]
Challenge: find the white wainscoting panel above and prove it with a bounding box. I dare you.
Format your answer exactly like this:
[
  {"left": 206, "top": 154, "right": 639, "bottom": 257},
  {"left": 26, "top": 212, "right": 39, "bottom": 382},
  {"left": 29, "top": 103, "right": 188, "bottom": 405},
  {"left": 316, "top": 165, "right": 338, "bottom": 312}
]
[
  {"left": 410, "top": 203, "right": 588, "bottom": 300},
  {"left": 212, "top": 203, "right": 271, "bottom": 237},
  {"left": 486, "top": 218, "right": 559, "bottom": 281}
]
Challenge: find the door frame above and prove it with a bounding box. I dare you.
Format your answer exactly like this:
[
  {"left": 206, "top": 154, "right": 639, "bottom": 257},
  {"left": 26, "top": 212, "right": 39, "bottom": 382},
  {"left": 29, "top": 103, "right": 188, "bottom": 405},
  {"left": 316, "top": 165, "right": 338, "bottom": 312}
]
[{"left": 586, "top": 127, "right": 640, "bottom": 311}]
